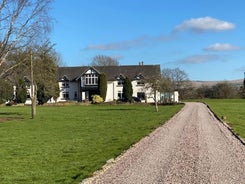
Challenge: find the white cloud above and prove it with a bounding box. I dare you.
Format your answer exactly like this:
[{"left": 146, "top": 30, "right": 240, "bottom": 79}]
[
  {"left": 204, "top": 43, "right": 241, "bottom": 51},
  {"left": 175, "top": 54, "right": 225, "bottom": 64},
  {"left": 236, "top": 66, "right": 245, "bottom": 72},
  {"left": 173, "top": 17, "right": 235, "bottom": 33},
  {"left": 84, "top": 35, "right": 174, "bottom": 51},
  {"left": 84, "top": 36, "right": 149, "bottom": 51}
]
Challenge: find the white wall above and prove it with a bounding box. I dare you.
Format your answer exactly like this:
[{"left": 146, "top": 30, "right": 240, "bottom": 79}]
[
  {"left": 105, "top": 81, "right": 123, "bottom": 102},
  {"left": 56, "top": 80, "right": 160, "bottom": 103},
  {"left": 57, "top": 81, "right": 79, "bottom": 102},
  {"left": 104, "top": 80, "right": 160, "bottom": 103}
]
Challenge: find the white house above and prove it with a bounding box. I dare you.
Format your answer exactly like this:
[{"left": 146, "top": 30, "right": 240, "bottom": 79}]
[{"left": 56, "top": 65, "right": 161, "bottom": 103}]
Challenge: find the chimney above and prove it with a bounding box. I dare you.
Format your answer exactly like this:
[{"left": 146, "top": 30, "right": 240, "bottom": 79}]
[{"left": 139, "top": 61, "right": 144, "bottom": 66}]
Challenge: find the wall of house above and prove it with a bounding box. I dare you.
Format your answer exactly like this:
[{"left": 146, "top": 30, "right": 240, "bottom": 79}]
[
  {"left": 56, "top": 80, "right": 160, "bottom": 103},
  {"left": 105, "top": 81, "right": 123, "bottom": 102},
  {"left": 57, "top": 81, "right": 79, "bottom": 102},
  {"left": 104, "top": 80, "right": 160, "bottom": 103}
]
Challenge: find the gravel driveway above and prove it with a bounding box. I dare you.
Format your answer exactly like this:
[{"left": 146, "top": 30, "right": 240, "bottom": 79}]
[{"left": 82, "top": 102, "right": 245, "bottom": 184}]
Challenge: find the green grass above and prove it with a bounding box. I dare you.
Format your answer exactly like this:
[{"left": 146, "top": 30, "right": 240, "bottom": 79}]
[
  {"left": 0, "top": 104, "right": 183, "bottom": 184},
  {"left": 200, "top": 99, "right": 245, "bottom": 139}
]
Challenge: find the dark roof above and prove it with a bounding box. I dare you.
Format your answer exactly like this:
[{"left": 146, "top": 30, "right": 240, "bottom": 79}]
[{"left": 58, "top": 65, "right": 161, "bottom": 81}]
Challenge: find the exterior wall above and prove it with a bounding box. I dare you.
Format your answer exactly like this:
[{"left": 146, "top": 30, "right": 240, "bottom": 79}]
[
  {"left": 56, "top": 80, "right": 160, "bottom": 103},
  {"left": 131, "top": 80, "right": 160, "bottom": 103},
  {"left": 105, "top": 81, "right": 124, "bottom": 102},
  {"left": 104, "top": 80, "right": 160, "bottom": 103},
  {"left": 57, "top": 81, "right": 79, "bottom": 102}
]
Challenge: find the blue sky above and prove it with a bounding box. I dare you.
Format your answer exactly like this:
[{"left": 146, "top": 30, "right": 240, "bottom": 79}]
[{"left": 50, "top": 0, "right": 245, "bottom": 81}]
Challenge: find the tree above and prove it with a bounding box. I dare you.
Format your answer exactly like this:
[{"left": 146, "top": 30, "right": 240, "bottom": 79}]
[
  {"left": 161, "top": 68, "right": 190, "bottom": 100},
  {"left": 123, "top": 77, "right": 133, "bottom": 102},
  {"left": 0, "top": 79, "right": 12, "bottom": 104},
  {"left": 211, "top": 82, "right": 238, "bottom": 99},
  {"left": 4, "top": 42, "right": 59, "bottom": 105},
  {"left": 15, "top": 78, "right": 27, "bottom": 103},
  {"left": 0, "top": 0, "right": 53, "bottom": 78},
  {"left": 145, "top": 74, "right": 162, "bottom": 112},
  {"left": 34, "top": 42, "right": 60, "bottom": 103},
  {"left": 91, "top": 55, "right": 119, "bottom": 66},
  {"left": 98, "top": 73, "right": 107, "bottom": 101}
]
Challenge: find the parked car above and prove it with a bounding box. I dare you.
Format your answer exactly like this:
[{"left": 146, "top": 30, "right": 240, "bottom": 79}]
[
  {"left": 132, "top": 96, "right": 141, "bottom": 102},
  {"left": 117, "top": 96, "right": 141, "bottom": 103}
]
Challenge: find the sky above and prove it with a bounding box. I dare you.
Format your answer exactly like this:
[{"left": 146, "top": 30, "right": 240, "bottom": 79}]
[{"left": 50, "top": 0, "right": 245, "bottom": 81}]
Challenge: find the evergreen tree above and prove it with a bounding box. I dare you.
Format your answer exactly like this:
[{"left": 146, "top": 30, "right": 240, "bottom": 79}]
[
  {"left": 0, "top": 79, "right": 12, "bottom": 104},
  {"left": 16, "top": 79, "right": 27, "bottom": 103},
  {"left": 123, "top": 77, "right": 133, "bottom": 102},
  {"left": 37, "top": 83, "right": 49, "bottom": 104},
  {"left": 98, "top": 73, "right": 107, "bottom": 101}
]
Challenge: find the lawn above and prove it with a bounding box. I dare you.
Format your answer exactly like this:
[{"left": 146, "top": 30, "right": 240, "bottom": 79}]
[
  {"left": 201, "top": 99, "right": 245, "bottom": 139},
  {"left": 0, "top": 103, "right": 183, "bottom": 184}
]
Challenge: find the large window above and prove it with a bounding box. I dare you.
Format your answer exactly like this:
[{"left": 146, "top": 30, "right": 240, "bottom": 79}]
[
  {"left": 118, "top": 91, "right": 123, "bottom": 99},
  {"left": 62, "top": 92, "right": 69, "bottom": 100},
  {"left": 137, "top": 92, "right": 145, "bottom": 100},
  {"left": 85, "top": 74, "right": 98, "bottom": 85}
]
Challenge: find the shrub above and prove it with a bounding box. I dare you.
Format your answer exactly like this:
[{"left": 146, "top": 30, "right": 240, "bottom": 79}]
[{"left": 92, "top": 95, "right": 103, "bottom": 104}]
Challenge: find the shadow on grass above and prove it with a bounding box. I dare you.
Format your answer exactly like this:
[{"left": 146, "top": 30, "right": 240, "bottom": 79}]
[
  {"left": 98, "top": 108, "right": 136, "bottom": 111},
  {"left": 0, "top": 112, "right": 22, "bottom": 116},
  {"left": 0, "top": 112, "right": 24, "bottom": 123}
]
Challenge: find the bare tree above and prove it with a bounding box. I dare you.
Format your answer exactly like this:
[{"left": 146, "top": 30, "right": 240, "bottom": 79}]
[
  {"left": 91, "top": 55, "right": 119, "bottom": 66},
  {"left": 0, "top": 0, "right": 53, "bottom": 78},
  {"left": 162, "top": 68, "right": 189, "bottom": 90},
  {"left": 161, "top": 68, "right": 191, "bottom": 100},
  {"left": 145, "top": 74, "right": 162, "bottom": 112}
]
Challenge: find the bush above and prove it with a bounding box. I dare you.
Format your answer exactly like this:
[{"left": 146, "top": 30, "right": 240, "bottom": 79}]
[{"left": 92, "top": 95, "right": 103, "bottom": 104}]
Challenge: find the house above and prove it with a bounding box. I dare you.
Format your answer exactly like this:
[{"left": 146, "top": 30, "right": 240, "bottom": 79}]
[{"left": 56, "top": 64, "right": 161, "bottom": 103}]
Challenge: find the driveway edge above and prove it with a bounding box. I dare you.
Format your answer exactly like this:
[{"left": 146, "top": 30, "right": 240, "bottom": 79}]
[{"left": 203, "top": 102, "right": 245, "bottom": 146}]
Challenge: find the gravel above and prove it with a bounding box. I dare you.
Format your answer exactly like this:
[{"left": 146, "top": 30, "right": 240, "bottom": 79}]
[{"left": 81, "top": 102, "right": 245, "bottom": 184}]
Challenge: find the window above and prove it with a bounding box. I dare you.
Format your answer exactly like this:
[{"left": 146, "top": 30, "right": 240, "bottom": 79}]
[
  {"left": 137, "top": 92, "right": 145, "bottom": 100},
  {"left": 74, "top": 91, "right": 78, "bottom": 99},
  {"left": 118, "top": 91, "right": 123, "bottom": 99},
  {"left": 117, "top": 80, "right": 124, "bottom": 86},
  {"left": 62, "top": 82, "right": 69, "bottom": 88},
  {"left": 84, "top": 74, "right": 98, "bottom": 85},
  {"left": 62, "top": 92, "right": 69, "bottom": 100},
  {"left": 137, "top": 80, "right": 145, "bottom": 86}
]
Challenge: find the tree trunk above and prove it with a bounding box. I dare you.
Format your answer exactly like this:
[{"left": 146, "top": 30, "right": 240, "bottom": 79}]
[
  {"left": 154, "top": 89, "right": 158, "bottom": 112},
  {"left": 30, "top": 51, "right": 36, "bottom": 119}
]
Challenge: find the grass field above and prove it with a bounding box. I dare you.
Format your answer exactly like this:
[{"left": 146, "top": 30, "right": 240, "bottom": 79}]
[
  {"left": 0, "top": 103, "right": 183, "bottom": 184},
  {"left": 201, "top": 99, "right": 245, "bottom": 139}
]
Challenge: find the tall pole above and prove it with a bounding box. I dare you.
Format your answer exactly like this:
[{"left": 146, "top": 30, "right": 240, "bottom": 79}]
[{"left": 30, "top": 50, "right": 36, "bottom": 119}]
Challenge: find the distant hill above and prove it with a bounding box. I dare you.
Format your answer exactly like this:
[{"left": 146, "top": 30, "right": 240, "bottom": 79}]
[{"left": 191, "top": 79, "right": 244, "bottom": 88}]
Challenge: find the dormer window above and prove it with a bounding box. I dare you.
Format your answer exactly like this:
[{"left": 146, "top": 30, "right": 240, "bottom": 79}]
[
  {"left": 62, "top": 81, "right": 69, "bottom": 88},
  {"left": 137, "top": 80, "right": 145, "bottom": 86},
  {"left": 116, "top": 74, "right": 125, "bottom": 86},
  {"left": 135, "top": 73, "right": 145, "bottom": 86},
  {"left": 117, "top": 80, "right": 124, "bottom": 86}
]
